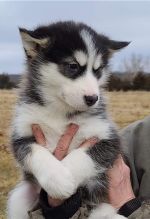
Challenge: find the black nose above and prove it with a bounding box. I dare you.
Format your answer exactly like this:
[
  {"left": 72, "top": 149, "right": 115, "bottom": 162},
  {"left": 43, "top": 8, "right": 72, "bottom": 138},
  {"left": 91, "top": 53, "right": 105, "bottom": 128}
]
[{"left": 84, "top": 95, "right": 98, "bottom": 106}]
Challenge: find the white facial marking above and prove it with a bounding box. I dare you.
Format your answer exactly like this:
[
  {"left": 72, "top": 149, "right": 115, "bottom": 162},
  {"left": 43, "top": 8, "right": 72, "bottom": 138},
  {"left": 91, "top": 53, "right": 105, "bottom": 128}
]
[
  {"left": 93, "top": 54, "right": 103, "bottom": 70},
  {"left": 74, "top": 50, "right": 87, "bottom": 66},
  {"left": 80, "top": 30, "right": 96, "bottom": 69},
  {"left": 80, "top": 30, "right": 96, "bottom": 56}
]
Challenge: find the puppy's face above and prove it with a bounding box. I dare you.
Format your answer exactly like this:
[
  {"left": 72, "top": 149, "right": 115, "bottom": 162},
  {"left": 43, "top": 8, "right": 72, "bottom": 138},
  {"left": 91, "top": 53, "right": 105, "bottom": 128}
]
[{"left": 20, "top": 22, "right": 129, "bottom": 111}]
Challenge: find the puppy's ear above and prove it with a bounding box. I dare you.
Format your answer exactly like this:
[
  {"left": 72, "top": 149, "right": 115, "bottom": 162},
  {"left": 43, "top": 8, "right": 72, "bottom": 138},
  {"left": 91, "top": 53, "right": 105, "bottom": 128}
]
[
  {"left": 19, "top": 28, "right": 49, "bottom": 59},
  {"left": 109, "top": 40, "right": 130, "bottom": 53}
]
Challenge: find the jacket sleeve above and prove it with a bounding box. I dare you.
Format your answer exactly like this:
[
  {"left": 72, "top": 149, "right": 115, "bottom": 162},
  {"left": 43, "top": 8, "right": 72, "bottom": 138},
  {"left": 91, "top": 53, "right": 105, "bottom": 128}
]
[
  {"left": 120, "top": 115, "right": 150, "bottom": 199},
  {"left": 39, "top": 189, "right": 82, "bottom": 219},
  {"left": 120, "top": 115, "right": 150, "bottom": 218},
  {"left": 28, "top": 189, "right": 82, "bottom": 219},
  {"left": 128, "top": 200, "right": 150, "bottom": 219},
  {"left": 118, "top": 198, "right": 142, "bottom": 217}
]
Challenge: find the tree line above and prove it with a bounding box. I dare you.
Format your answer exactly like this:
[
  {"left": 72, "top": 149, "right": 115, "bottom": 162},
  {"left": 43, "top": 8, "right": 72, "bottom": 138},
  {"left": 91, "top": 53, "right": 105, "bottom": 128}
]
[
  {"left": 108, "top": 71, "right": 150, "bottom": 91},
  {"left": 0, "top": 74, "right": 16, "bottom": 89},
  {"left": 108, "top": 54, "right": 150, "bottom": 91},
  {"left": 0, "top": 71, "right": 150, "bottom": 91}
]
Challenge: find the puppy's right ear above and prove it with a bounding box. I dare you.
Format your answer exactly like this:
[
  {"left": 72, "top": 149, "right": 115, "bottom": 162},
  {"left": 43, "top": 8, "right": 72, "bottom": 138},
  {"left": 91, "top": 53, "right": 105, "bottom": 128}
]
[{"left": 19, "top": 28, "right": 49, "bottom": 59}]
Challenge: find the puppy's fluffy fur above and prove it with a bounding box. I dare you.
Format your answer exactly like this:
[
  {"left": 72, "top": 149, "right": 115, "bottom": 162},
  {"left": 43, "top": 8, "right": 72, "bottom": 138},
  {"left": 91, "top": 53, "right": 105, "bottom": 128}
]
[{"left": 7, "top": 21, "right": 129, "bottom": 219}]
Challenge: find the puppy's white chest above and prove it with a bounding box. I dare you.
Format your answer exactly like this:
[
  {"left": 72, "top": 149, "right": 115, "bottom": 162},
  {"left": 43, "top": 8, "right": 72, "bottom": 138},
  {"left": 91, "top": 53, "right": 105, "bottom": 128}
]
[{"left": 41, "top": 116, "right": 111, "bottom": 153}]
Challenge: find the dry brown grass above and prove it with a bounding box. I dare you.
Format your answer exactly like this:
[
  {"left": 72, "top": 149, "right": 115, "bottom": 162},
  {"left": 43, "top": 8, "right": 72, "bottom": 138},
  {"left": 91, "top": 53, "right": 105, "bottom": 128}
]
[
  {"left": 0, "top": 90, "right": 19, "bottom": 218},
  {"left": 0, "top": 90, "right": 150, "bottom": 218},
  {"left": 108, "top": 91, "right": 150, "bottom": 128}
]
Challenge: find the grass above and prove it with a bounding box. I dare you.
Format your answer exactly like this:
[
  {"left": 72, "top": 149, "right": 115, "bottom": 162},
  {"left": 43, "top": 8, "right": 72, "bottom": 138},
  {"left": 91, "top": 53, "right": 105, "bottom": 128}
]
[{"left": 0, "top": 90, "right": 150, "bottom": 218}]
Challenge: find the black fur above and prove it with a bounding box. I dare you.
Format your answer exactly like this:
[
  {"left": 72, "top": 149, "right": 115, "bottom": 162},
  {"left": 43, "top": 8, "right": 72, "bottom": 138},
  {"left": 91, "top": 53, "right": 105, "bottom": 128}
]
[
  {"left": 20, "top": 59, "right": 45, "bottom": 105},
  {"left": 87, "top": 138, "right": 121, "bottom": 168},
  {"left": 11, "top": 135, "right": 36, "bottom": 164}
]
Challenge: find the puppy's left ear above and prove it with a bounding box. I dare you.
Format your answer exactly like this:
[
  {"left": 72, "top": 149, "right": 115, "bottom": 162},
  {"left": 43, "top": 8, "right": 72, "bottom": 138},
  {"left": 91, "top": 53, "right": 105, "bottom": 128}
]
[{"left": 109, "top": 40, "right": 130, "bottom": 52}]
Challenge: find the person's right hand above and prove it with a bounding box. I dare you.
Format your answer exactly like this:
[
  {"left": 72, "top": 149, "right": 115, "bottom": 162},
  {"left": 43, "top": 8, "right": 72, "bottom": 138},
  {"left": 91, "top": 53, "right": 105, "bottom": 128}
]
[{"left": 108, "top": 156, "right": 135, "bottom": 209}]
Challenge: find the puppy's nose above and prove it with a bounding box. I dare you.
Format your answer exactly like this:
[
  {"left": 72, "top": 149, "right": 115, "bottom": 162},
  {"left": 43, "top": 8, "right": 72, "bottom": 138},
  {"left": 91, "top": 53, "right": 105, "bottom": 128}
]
[{"left": 84, "top": 95, "right": 98, "bottom": 106}]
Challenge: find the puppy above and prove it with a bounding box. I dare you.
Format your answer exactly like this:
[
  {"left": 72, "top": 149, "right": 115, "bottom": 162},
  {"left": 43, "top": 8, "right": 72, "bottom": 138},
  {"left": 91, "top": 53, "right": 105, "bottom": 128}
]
[{"left": 7, "top": 21, "right": 129, "bottom": 219}]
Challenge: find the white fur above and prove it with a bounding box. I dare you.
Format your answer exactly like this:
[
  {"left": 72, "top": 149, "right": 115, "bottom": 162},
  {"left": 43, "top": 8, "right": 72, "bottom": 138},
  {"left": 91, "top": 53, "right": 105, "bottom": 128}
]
[
  {"left": 89, "top": 203, "right": 127, "bottom": 219},
  {"left": 99, "top": 69, "right": 110, "bottom": 87},
  {"left": 7, "top": 181, "right": 39, "bottom": 219},
  {"left": 26, "top": 143, "right": 76, "bottom": 199},
  {"left": 62, "top": 147, "right": 99, "bottom": 187},
  {"left": 74, "top": 50, "right": 87, "bottom": 66},
  {"left": 80, "top": 29, "right": 96, "bottom": 62},
  {"left": 13, "top": 101, "right": 111, "bottom": 153},
  {"left": 93, "top": 54, "right": 103, "bottom": 70}
]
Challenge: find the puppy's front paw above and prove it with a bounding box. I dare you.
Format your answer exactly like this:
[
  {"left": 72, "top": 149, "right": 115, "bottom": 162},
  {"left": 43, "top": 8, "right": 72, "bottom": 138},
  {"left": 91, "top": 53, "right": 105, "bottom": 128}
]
[{"left": 39, "top": 166, "right": 76, "bottom": 199}]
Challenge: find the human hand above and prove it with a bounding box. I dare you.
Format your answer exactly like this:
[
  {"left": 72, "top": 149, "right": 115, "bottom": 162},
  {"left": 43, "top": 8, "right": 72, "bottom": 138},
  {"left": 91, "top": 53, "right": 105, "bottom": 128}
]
[
  {"left": 32, "top": 123, "right": 98, "bottom": 207},
  {"left": 108, "top": 156, "right": 135, "bottom": 209}
]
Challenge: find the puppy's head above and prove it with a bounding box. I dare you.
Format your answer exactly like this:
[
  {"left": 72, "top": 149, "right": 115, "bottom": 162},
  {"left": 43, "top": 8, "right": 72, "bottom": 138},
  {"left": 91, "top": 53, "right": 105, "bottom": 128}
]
[{"left": 20, "top": 21, "right": 129, "bottom": 111}]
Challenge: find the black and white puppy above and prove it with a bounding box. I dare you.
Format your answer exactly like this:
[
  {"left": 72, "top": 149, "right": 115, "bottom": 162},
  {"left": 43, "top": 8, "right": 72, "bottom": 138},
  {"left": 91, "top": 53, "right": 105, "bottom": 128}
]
[{"left": 8, "top": 21, "right": 129, "bottom": 219}]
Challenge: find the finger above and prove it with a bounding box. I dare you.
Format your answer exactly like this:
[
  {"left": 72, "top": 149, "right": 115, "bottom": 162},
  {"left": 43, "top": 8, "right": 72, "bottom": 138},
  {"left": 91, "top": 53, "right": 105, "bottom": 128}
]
[
  {"left": 80, "top": 137, "right": 98, "bottom": 148},
  {"left": 32, "top": 124, "right": 46, "bottom": 146},
  {"left": 54, "top": 123, "right": 79, "bottom": 160},
  {"left": 48, "top": 196, "right": 64, "bottom": 207}
]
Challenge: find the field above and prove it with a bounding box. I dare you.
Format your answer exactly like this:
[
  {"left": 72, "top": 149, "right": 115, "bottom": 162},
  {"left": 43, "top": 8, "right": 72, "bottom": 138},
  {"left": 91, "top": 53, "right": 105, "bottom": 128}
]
[{"left": 0, "top": 90, "right": 150, "bottom": 218}]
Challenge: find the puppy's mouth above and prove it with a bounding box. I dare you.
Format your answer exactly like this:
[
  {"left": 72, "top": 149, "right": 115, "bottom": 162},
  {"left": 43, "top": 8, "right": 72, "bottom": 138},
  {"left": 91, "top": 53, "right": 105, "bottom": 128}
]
[{"left": 66, "top": 110, "right": 84, "bottom": 119}]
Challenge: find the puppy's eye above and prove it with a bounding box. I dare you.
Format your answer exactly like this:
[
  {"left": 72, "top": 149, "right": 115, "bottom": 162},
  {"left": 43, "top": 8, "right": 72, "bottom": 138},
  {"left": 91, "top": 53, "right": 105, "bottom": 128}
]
[
  {"left": 93, "top": 66, "right": 103, "bottom": 72},
  {"left": 62, "top": 61, "right": 85, "bottom": 79},
  {"left": 93, "top": 66, "right": 103, "bottom": 78},
  {"left": 68, "top": 63, "right": 79, "bottom": 72}
]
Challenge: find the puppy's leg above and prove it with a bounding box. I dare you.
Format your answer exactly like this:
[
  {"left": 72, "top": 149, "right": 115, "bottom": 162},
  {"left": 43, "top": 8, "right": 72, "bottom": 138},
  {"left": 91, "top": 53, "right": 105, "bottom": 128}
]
[
  {"left": 7, "top": 181, "right": 39, "bottom": 219},
  {"left": 88, "top": 203, "right": 127, "bottom": 219},
  {"left": 62, "top": 138, "right": 120, "bottom": 192},
  {"left": 13, "top": 138, "right": 76, "bottom": 199},
  {"left": 62, "top": 147, "right": 102, "bottom": 188},
  {"left": 27, "top": 144, "right": 76, "bottom": 199}
]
